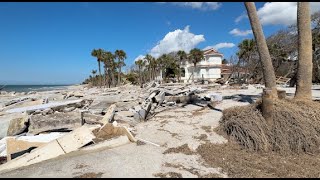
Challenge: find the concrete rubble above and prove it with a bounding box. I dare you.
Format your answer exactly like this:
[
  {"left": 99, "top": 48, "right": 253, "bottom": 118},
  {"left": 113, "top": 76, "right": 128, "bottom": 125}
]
[{"left": 0, "top": 81, "right": 222, "bottom": 173}]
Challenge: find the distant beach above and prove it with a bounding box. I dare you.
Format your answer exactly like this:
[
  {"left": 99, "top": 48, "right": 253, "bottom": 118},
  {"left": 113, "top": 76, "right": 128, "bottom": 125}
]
[{"left": 0, "top": 85, "right": 71, "bottom": 93}]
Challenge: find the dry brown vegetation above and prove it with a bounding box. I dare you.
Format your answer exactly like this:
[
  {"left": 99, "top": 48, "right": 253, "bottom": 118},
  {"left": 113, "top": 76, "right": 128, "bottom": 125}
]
[
  {"left": 73, "top": 172, "right": 103, "bottom": 178},
  {"left": 163, "top": 144, "right": 196, "bottom": 155},
  {"left": 197, "top": 142, "right": 320, "bottom": 178},
  {"left": 220, "top": 99, "right": 320, "bottom": 154}
]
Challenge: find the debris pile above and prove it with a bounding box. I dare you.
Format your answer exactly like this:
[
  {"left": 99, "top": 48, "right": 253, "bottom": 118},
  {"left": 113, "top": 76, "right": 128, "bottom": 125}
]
[{"left": 0, "top": 81, "right": 221, "bottom": 172}]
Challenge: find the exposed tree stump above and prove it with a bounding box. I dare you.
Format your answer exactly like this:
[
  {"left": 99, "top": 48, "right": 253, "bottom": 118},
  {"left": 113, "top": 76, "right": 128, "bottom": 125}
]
[{"left": 262, "top": 88, "right": 274, "bottom": 125}]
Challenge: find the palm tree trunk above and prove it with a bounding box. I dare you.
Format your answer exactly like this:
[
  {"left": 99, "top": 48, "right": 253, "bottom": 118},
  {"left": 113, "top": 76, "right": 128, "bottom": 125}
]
[
  {"left": 139, "top": 67, "right": 143, "bottom": 87},
  {"left": 111, "top": 70, "right": 115, "bottom": 87},
  {"left": 98, "top": 60, "right": 102, "bottom": 88},
  {"left": 104, "top": 68, "right": 107, "bottom": 88},
  {"left": 118, "top": 66, "right": 121, "bottom": 85},
  {"left": 295, "top": 2, "right": 313, "bottom": 100},
  {"left": 149, "top": 68, "right": 152, "bottom": 82},
  {"left": 192, "top": 64, "right": 196, "bottom": 83},
  {"left": 178, "top": 67, "right": 181, "bottom": 83},
  {"left": 245, "top": 2, "right": 278, "bottom": 98}
]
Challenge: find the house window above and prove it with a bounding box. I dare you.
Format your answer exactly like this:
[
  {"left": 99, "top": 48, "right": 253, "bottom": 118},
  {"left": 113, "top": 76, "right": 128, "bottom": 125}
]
[{"left": 181, "top": 68, "right": 185, "bottom": 77}]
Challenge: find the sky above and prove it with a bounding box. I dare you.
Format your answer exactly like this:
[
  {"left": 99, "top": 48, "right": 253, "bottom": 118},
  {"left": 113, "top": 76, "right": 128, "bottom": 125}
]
[{"left": 0, "top": 2, "right": 320, "bottom": 85}]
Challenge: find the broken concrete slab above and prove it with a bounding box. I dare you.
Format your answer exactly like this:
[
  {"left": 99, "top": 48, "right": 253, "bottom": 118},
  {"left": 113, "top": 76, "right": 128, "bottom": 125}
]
[
  {"left": 142, "top": 102, "right": 152, "bottom": 115},
  {"left": 155, "top": 91, "right": 165, "bottom": 105},
  {"left": 0, "top": 126, "right": 95, "bottom": 173},
  {"left": 95, "top": 122, "right": 136, "bottom": 142},
  {"left": 56, "top": 126, "right": 95, "bottom": 153},
  {"left": 5, "top": 99, "right": 85, "bottom": 114},
  {"left": 113, "top": 114, "right": 138, "bottom": 127},
  {"left": 7, "top": 113, "right": 29, "bottom": 136},
  {"left": 62, "top": 106, "right": 76, "bottom": 113},
  {"left": 80, "top": 135, "right": 130, "bottom": 152},
  {"left": 0, "top": 114, "right": 25, "bottom": 139},
  {"left": 83, "top": 113, "right": 103, "bottom": 122},
  {"left": 6, "top": 138, "right": 46, "bottom": 161},
  {"left": 28, "top": 112, "right": 82, "bottom": 135},
  {"left": 41, "top": 108, "right": 54, "bottom": 115},
  {"left": 0, "top": 140, "right": 64, "bottom": 173},
  {"left": 116, "top": 111, "right": 134, "bottom": 117},
  {"left": 100, "top": 104, "right": 117, "bottom": 124},
  {"left": 4, "top": 97, "right": 30, "bottom": 107},
  {"left": 134, "top": 109, "right": 147, "bottom": 122}
]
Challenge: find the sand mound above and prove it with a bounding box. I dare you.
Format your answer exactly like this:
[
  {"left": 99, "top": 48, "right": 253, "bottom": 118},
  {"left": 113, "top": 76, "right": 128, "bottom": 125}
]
[{"left": 220, "top": 99, "right": 320, "bottom": 154}]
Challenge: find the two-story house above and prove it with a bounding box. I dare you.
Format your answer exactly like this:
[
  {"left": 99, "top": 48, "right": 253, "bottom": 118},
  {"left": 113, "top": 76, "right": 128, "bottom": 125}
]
[{"left": 180, "top": 48, "right": 223, "bottom": 83}]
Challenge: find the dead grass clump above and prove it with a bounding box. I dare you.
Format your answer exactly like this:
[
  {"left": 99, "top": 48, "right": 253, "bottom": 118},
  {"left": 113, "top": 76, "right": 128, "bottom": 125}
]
[
  {"left": 154, "top": 172, "right": 183, "bottom": 178},
  {"left": 220, "top": 99, "right": 320, "bottom": 154},
  {"left": 163, "top": 144, "right": 196, "bottom": 155},
  {"left": 193, "top": 134, "right": 208, "bottom": 141},
  {"left": 73, "top": 172, "right": 103, "bottom": 178}
]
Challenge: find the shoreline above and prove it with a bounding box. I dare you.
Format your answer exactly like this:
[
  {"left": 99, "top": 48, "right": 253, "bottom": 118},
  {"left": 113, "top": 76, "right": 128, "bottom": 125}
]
[{"left": 0, "top": 84, "right": 82, "bottom": 94}]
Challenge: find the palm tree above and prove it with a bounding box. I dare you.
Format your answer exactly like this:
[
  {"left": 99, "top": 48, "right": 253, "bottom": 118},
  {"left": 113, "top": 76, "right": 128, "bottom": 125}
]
[
  {"left": 177, "top": 50, "right": 187, "bottom": 82},
  {"left": 237, "top": 39, "right": 256, "bottom": 83},
  {"left": 91, "top": 49, "right": 104, "bottom": 87},
  {"left": 103, "top": 51, "right": 116, "bottom": 88},
  {"left": 145, "top": 54, "right": 153, "bottom": 81},
  {"left": 150, "top": 58, "right": 157, "bottom": 81},
  {"left": 295, "top": 2, "right": 313, "bottom": 100},
  {"left": 245, "top": 2, "right": 278, "bottom": 98},
  {"left": 135, "top": 59, "right": 145, "bottom": 87},
  {"left": 188, "top": 48, "right": 204, "bottom": 83},
  {"left": 91, "top": 70, "right": 97, "bottom": 86},
  {"left": 115, "top": 50, "right": 127, "bottom": 85}
]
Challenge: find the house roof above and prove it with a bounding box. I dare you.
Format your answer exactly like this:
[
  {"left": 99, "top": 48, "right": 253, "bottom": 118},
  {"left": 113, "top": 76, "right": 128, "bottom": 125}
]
[{"left": 203, "top": 48, "right": 223, "bottom": 57}]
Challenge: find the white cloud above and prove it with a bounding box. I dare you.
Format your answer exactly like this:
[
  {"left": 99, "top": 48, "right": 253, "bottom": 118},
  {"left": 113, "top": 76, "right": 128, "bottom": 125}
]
[
  {"left": 150, "top": 25, "right": 205, "bottom": 58},
  {"left": 134, "top": 55, "right": 145, "bottom": 62},
  {"left": 229, "top": 28, "right": 252, "bottom": 36},
  {"left": 235, "top": 13, "right": 247, "bottom": 23},
  {"left": 204, "top": 43, "right": 235, "bottom": 51},
  {"left": 257, "top": 2, "right": 320, "bottom": 26},
  {"left": 159, "top": 2, "right": 222, "bottom": 11}
]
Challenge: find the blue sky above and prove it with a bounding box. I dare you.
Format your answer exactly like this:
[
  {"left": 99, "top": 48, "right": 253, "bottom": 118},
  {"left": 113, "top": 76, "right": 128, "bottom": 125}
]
[{"left": 1, "top": 2, "right": 318, "bottom": 85}]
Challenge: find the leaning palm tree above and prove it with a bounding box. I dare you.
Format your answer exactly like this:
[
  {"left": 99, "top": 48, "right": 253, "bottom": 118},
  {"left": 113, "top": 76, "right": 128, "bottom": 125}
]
[
  {"left": 188, "top": 48, "right": 204, "bottom": 83},
  {"left": 295, "top": 2, "right": 313, "bottom": 100},
  {"left": 135, "top": 59, "right": 145, "bottom": 87},
  {"left": 245, "top": 2, "right": 278, "bottom": 98},
  {"left": 115, "top": 50, "right": 127, "bottom": 85},
  {"left": 177, "top": 50, "right": 187, "bottom": 82},
  {"left": 91, "top": 49, "right": 104, "bottom": 87}
]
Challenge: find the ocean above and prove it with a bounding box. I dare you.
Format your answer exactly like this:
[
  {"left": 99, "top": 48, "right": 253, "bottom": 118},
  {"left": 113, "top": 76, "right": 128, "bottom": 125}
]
[{"left": 0, "top": 85, "right": 70, "bottom": 93}]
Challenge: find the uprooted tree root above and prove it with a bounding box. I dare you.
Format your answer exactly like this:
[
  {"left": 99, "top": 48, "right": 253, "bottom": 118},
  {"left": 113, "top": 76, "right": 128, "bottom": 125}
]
[{"left": 220, "top": 98, "right": 320, "bottom": 154}]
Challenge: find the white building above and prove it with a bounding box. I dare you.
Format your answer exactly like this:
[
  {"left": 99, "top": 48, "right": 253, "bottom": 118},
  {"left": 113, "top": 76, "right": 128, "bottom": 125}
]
[{"left": 180, "top": 48, "right": 223, "bottom": 83}]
